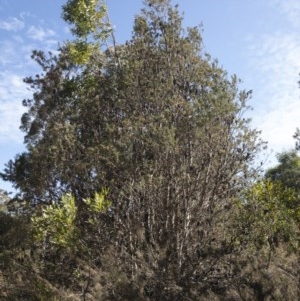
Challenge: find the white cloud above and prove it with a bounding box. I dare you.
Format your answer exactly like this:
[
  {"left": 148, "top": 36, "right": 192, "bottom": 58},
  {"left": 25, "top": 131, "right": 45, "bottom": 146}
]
[
  {"left": 0, "top": 27, "right": 59, "bottom": 145},
  {"left": 0, "top": 72, "right": 29, "bottom": 144},
  {"left": 242, "top": 0, "right": 300, "bottom": 169},
  {"left": 19, "top": 11, "right": 36, "bottom": 20},
  {"left": 0, "top": 40, "right": 16, "bottom": 65},
  {"left": 0, "top": 17, "right": 24, "bottom": 31},
  {"left": 27, "top": 25, "right": 56, "bottom": 41},
  {"left": 0, "top": 21, "right": 62, "bottom": 145},
  {"left": 246, "top": 32, "right": 300, "bottom": 165},
  {"left": 0, "top": 38, "right": 38, "bottom": 69},
  {"left": 272, "top": 0, "right": 300, "bottom": 28}
]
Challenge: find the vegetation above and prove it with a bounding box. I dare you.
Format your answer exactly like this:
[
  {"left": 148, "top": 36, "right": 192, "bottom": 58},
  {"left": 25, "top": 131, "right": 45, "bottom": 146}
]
[
  {"left": 0, "top": 189, "right": 10, "bottom": 212},
  {"left": 0, "top": 0, "right": 300, "bottom": 300}
]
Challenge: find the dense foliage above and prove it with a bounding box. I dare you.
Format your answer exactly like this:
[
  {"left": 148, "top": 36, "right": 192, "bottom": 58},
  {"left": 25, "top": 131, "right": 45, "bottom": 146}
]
[{"left": 1, "top": 1, "right": 300, "bottom": 300}]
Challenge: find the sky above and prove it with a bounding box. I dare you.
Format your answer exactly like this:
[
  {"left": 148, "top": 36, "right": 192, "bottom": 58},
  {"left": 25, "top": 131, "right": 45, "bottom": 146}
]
[{"left": 0, "top": 0, "right": 300, "bottom": 193}]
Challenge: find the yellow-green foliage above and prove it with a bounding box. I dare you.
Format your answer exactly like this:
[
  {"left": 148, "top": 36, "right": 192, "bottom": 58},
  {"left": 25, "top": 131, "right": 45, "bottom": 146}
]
[
  {"left": 84, "top": 188, "right": 111, "bottom": 213},
  {"left": 237, "top": 180, "right": 299, "bottom": 250},
  {"left": 32, "top": 190, "right": 110, "bottom": 248},
  {"left": 63, "top": 0, "right": 108, "bottom": 38},
  {"left": 65, "top": 40, "right": 96, "bottom": 65},
  {"left": 62, "top": 0, "right": 111, "bottom": 65},
  {"left": 32, "top": 194, "right": 78, "bottom": 247},
  {"left": 84, "top": 189, "right": 111, "bottom": 226}
]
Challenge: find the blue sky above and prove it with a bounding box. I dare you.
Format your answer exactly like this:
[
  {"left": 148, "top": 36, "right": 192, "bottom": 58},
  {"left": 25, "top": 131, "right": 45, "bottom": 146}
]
[{"left": 1, "top": 0, "right": 300, "bottom": 193}]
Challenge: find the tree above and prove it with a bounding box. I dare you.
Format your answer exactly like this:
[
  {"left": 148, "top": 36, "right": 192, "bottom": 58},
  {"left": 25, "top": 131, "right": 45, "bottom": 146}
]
[
  {"left": 1, "top": 0, "right": 265, "bottom": 299},
  {"left": 235, "top": 180, "right": 299, "bottom": 251},
  {"left": 265, "top": 150, "right": 300, "bottom": 196},
  {"left": 1, "top": 0, "right": 114, "bottom": 204},
  {"left": 0, "top": 189, "right": 10, "bottom": 212},
  {"left": 264, "top": 142, "right": 300, "bottom": 296},
  {"left": 230, "top": 180, "right": 300, "bottom": 300},
  {"left": 62, "top": 0, "right": 114, "bottom": 64}
]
